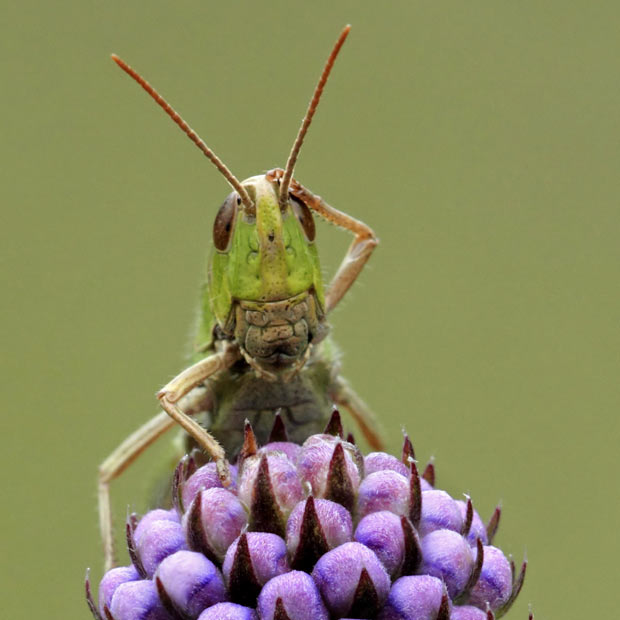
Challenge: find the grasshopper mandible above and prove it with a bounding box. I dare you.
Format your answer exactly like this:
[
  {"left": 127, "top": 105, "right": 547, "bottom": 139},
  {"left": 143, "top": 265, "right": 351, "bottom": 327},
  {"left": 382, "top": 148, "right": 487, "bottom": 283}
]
[{"left": 99, "top": 25, "right": 383, "bottom": 570}]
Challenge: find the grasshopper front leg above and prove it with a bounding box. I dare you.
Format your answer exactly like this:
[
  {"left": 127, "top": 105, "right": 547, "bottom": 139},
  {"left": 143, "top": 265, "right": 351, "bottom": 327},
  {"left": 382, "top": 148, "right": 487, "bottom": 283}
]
[
  {"left": 267, "top": 169, "right": 378, "bottom": 314},
  {"left": 98, "top": 342, "right": 240, "bottom": 571},
  {"left": 157, "top": 342, "right": 241, "bottom": 484}
]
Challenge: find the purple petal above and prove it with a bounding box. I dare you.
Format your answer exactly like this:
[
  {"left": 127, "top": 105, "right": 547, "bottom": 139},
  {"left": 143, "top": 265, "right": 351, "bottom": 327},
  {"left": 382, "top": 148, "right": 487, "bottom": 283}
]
[
  {"left": 257, "top": 571, "right": 329, "bottom": 620},
  {"left": 357, "top": 470, "right": 410, "bottom": 518},
  {"left": 223, "top": 532, "right": 290, "bottom": 586},
  {"left": 260, "top": 442, "right": 302, "bottom": 463},
  {"left": 238, "top": 452, "right": 303, "bottom": 515},
  {"left": 468, "top": 545, "right": 512, "bottom": 611},
  {"left": 311, "top": 542, "right": 390, "bottom": 617},
  {"left": 286, "top": 498, "right": 352, "bottom": 557},
  {"left": 182, "top": 463, "right": 238, "bottom": 508},
  {"left": 136, "top": 519, "right": 187, "bottom": 577},
  {"left": 183, "top": 488, "right": 248, "bottom": 561},
  {"left": 418, "top": 490, "right": 463, "bottom": 537},
  {"left": 378, "top": 575, "right": 446, "bottom": 620},
  {"left": 197, "top": 603, "right": 257, "bottom": 620},
  {"left": 98, "top": 565, "right": 140, "bottom": 617},
  {"left": 354, "top": 511, "right": 406, "bottom": 577},
  {"left": 420, "top": 529, "right": 474, "bottom": 598},
  {"left": 297, "top": 435, "right": 361, "bottom": 497},
  {"left": 364, "top": 452, "right": 409, "bottom": 477},
  {"left": 109, "top": 580, "right": 172, "bottom": 620},
  {"left": 155, "top": 550, "right": 226, "bottom": 618},
  {"left": 450, "top": 605, "right": 488, "bottom": 620},
  {"left": 133, "top": 509, "right": 180, "bottom": 545}
]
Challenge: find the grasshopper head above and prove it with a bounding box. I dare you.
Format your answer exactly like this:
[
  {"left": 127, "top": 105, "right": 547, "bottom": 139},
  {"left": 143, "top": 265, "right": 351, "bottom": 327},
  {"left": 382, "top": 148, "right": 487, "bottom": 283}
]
[
  {"left": 112, "top": 26, "right": 351, "bottom": 368},
  {"left": 207, "top": 175, "right": 325, "bottom": 349}
]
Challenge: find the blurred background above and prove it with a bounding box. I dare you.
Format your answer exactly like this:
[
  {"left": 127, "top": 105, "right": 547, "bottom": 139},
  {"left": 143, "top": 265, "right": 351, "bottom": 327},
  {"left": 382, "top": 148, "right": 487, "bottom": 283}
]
[{"left": 2, "top": 1, "right": 618, "bottom": 618}]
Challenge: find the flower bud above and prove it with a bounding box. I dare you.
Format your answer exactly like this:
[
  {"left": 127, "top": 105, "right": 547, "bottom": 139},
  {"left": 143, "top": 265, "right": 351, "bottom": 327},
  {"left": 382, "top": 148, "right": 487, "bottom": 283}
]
[
  {"left": 286, "top": 497, "right": 352, "bottom": 571},
  {"left": 97, "top": 565, "right": 140, "bottom": 617},
  {"left": 419, "top": 490, "right": 463, "bottom": 537},
  {"left": 312, "top": 542, "right": 390, "bottom": 617},
  {"left": 358, "top": 471, "right": 410, "bottom": 519},
  {"left": 420, "top": 529, "right": 474, "bottom": 598},
  {"left": 183, "top": 488, "right": 247, "bottom": 563},
  {"left": 135, "top": 518, "right": 187, "bottom": 577},
  {"left": 133, "top": 509, "right": 180, "bottom": 545},
  {"left": 182, "top": 463, "right": 238, "bottom": 509},
  {"left": 354, "top": 511, "right": 421, "bottom": 578},
  {"left": 450, "top": 605, "right": 488, "bottom": 620},
  {"left": 468, "top": 545, "right": 512, "bottom": 611},
  {"left": 257, "top": 571, "right": 329, "bottom": 620},
  {"left": 297, "top": 435, "right": 362, "bottom": 507},
  {"left": 238, "top": 452, "right": 303, "bottom": 537},
  {"left": 223, "top": 533, "right": 290, "bottom": 606},
  {"left": 197, "top": 603, "right": 258, "bottom": 619},
  {"left": 364, "top": 452, "right": 409, "bottom": 478},
  {"left": 260, "top": 442, "right": 302, "bottom": 463},
  {"left": 109, "top": 579, "right": 172, "bottom": 620},
  {"left": 378, "top": 575, "right": 448, "bottom": 620},
  {"left": 155, "top": 550, "right": 226, "bottom": 617}
]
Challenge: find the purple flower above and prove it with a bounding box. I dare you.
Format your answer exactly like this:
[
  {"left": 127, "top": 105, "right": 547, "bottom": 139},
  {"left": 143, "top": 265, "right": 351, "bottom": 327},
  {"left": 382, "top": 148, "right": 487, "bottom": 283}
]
[
  {"left": 364, "top": 452, "right": 409, "bottom": 478},
  {"left": 109, "top": 579, "right": 172, "bottom": 620},
  {"left": 418, "top": 490, "right": 463, "bottom": 537},
  {"left": 297, "top": 434, "right": 362, "bottom": 501},
  {"left": 198, "top": 602, "right": 257, "bottom": 619},
  {"left": 312, "top": 542, "right": 390, "bottom": 617},
  {"left": 260, "top": 441, "right": 302, "bottom": 463},
  {"left": 182, "top": 462, "right": 238, "bottom": 509},
  {"left": 378, "top": 575, "right": 447, "bottom": 620},
  {"left": 257, "top": 571, "right": 329, "bottom": 620},
  {"left": 97, "top": 565, "right": 140, "bottom": 617},
  {"left": 450, "top": 605, "right": 488, "bottom": 620},
  {"left": 237, "top": 452, "right": 303, "bottom": 539},
  {"left": 468, "top": 545, "right": 513, "bottom": 611},
  {"left": 183, "top": 488, "right": 247, "bottom": 562},
  {"left": 223, "top": 532, "right": 290, "bottom": 606},
  {"left": 87, "top": 412, "right": 527, "bottom": 620},
  {"left": 358, "top": 470, "right": 410, "bottom": 518},
  {"left": 354, "top": 511, "right": 421, "bottom": 578},
  {"left": 135, "top": 519, "right": 187, "bottom": 578},
  {"left": 420, "top": 529, "right": 474, "bottom": 598},
  {"left": 155, "top": 550, "right": 226, "bottom": 617},
  {"left": 286, "top": 497, "right": 352, "bottom": 570},
  {"left": 133, "top": 509, "right": 180, "bottom": 544}
]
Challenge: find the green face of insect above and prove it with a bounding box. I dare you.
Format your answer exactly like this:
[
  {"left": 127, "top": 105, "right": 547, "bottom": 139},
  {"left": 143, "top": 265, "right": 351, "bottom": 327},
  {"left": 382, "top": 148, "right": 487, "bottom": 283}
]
[{"left": 207, "top": 174, "right": 325, "bottom": 330}]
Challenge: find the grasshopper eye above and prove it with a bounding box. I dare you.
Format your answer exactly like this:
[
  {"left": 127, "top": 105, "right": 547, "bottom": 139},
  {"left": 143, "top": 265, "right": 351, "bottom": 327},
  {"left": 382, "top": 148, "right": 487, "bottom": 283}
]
[
  {"left": 291, "top": 196, "right": 316, "bottom": 242},
  {"left": 213, "top": 193, "right": 238, "bottom": 251}
]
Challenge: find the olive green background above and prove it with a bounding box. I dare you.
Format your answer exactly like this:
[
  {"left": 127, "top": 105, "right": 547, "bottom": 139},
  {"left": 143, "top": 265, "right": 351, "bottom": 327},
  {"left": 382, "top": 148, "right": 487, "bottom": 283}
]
[{"left": 2, "top": 2, "right": 618, "bottom": 618}]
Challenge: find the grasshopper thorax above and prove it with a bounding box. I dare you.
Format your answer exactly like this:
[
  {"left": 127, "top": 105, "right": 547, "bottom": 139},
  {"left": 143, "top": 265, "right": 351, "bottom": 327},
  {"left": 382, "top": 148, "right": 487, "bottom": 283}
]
[{"left": 206, "top": 174, "right": 328, "bottom": 373}]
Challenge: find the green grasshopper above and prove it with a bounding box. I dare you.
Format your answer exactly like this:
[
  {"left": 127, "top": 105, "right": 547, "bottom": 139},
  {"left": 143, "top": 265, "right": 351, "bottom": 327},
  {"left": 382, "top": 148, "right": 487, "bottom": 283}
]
[{"left": 99, "top": 25, "right": 383, "bottom": 570}]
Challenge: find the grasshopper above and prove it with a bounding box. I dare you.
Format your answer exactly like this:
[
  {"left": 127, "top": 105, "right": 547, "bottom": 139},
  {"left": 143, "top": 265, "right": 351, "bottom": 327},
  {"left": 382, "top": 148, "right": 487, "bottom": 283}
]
[{"left": 99, "top": 25, "right": 383, "bottom": 570}]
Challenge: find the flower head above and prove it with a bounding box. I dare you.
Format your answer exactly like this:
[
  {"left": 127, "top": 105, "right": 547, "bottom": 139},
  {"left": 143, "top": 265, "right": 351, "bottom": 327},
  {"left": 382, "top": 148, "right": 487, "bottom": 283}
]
[{"left": 87, "top": 411, "right": 528, "bottom": 620}]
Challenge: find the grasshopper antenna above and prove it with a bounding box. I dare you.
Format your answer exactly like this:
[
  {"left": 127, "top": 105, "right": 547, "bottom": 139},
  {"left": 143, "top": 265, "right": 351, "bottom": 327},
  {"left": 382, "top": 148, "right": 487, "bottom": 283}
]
[
  {"left": 279, "top": 25, "right": 351, "bottom": 209},
  {"left": 111, "top": 54, "right": 254, "bottom": 212}
]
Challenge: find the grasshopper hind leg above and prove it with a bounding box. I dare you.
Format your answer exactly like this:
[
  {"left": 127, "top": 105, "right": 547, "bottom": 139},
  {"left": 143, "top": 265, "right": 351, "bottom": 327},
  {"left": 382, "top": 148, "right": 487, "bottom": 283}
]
[
  {"left": 98, "top": 411, "right": 176, "bottom": 571},
  {"left": 332, "top": 376, "right": 385, "bottom": 451}
]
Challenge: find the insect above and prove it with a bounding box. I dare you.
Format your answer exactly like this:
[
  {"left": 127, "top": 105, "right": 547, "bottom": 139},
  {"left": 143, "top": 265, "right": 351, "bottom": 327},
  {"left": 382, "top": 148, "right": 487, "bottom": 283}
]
[{"left": 98, "top": 25, "right": 383, "bottom": 571}]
